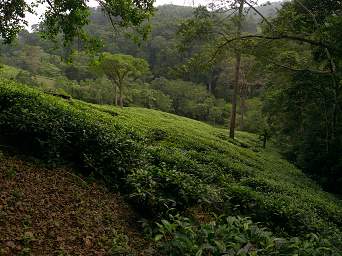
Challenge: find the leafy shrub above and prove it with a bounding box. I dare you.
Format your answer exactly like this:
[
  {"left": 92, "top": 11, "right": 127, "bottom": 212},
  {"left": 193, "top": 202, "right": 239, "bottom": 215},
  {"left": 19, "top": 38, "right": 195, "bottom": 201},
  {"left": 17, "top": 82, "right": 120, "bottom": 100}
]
[
  {"left": 156, "top": 214, "right": 340, "bottom": 256},
  {"left": 151, "top": 78, "right": 231, "bottom": 124},
  {"left": 148, "top": 128, "right": 168, "bottom": 141},
  {"left": 127, "top": 166, "right": 221, "bottom": 215},
  {"left": 128, "top": 84, "right": 174, "bottom": 113},
  {"left": 0, "top": 79, "right": 144, "bottom": 185}
]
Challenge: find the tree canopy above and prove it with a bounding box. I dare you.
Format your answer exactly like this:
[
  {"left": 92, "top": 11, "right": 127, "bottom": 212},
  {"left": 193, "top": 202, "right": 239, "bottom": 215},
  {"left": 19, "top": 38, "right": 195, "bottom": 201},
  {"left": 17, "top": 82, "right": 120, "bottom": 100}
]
[
  {"left": 0, "top": 0, "right": 154, "bottom": 45},
  {"left": 96, "top": 52, "right": 150, "bottom": 106}
]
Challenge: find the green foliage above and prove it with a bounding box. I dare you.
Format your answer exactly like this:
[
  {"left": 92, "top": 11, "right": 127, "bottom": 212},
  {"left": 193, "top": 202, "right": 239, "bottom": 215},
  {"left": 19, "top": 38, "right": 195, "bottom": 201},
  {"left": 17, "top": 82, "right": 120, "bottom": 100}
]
[
  {"left": 85, "top": 5, "right": 194, "bottom": 77},
  {"left": 127, "top": 84, "right": 173, "bottom": 112},
  {"left": 241, "top": 98, "right": 264, "bottom": 133},
  {"left": 1, "top": 0, "right": 154, "bottom": 47},
  {"left": 156, "top": 214, "right": 340, "bottom": 256},
  {"left": 0, "top": 5, "right": 269, "bottom": 127},
  {"left": 109, "top": 230, "right": 130, "bottom": 255},
  {"left": 74, "top": 78, "right": 115, "bottom": 104},
  {"left": 0, "top": 0, "right": 31, "bottom": 43},
  {"left": 97, "top": 53, "right": 150, "bottom": 83},
  {"left": 263, "top": 70, "right": 342, "bottom": 192},
  {"left": 177, "top": 6, "right": 215, "bottom": 52},
  {"left": 41, "top": 0, "right": 91, "bottom": 45},
  {"left": 0, "top": 79, "right": 144, "bottom": 185},
  {"left": 0, "top": 64, "right": 22, "bottom": 79},
  {"left": 260, "top": 0, "right": 342, "bottom": 193},
  {"left": 195, "top": 0, "right": 340, "bottom": 194},
  {"left": 15, "top": 71, "right": 40, "bottom": 87},
  {"left": 151, "top": 78, "right": 230, "bottom": 124},
  {"left": 0, "top": 80, "right": 341, "bottom": 254},
  {"left": 96, "top": 52, "right": 151, "bottom": 106}
]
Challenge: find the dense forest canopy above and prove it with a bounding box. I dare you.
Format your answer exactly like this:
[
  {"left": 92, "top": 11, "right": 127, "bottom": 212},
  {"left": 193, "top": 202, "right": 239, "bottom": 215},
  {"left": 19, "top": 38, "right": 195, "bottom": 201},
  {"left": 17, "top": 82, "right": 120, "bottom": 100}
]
[{"left": 0, "top": 1, "right": 341, "bottom": 254}]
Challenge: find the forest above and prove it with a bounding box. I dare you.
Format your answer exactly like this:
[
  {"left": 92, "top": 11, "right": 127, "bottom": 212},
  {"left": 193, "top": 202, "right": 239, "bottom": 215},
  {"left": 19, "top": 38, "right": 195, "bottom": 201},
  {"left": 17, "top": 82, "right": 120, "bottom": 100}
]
[{"left": 0, "top": 0, "right": 341, "bottom": 255}]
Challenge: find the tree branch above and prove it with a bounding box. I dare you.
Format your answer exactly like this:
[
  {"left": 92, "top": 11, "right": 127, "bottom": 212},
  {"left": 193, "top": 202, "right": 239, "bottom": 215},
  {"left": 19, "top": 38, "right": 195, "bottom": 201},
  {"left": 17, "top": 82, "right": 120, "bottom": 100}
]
[
  {"left": 221, "top": 34, "right": 337, "bottom": 52},
  {"left": 294, "top": 0, "right": 336, "bottom": 74},
  {"left": 45, "top": 0, "right": 54, "bottom": 8},
  {"left": 95, "top": 0, "right": 119, "bottom": 33},
  {"left": 266, "top": 59, "right": 331, "bottom": 75},
  {"left": 244, "top": 1, "right": 274, "bottom": 29}
]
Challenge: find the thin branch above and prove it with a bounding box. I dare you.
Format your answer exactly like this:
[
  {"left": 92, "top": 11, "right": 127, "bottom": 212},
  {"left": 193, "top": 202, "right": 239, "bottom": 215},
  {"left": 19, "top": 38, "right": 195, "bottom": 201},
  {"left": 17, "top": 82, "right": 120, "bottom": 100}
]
[
  {"left": 294, "top": 0, "right": 336, "bottom": 74},
  {"left": 220, "top": 34, "right": 337, "bottom": 52},
  {"left": 266, "top": 59, "right": 331, "bottom": 75},
  {"left": 45, "top": 0, "right": 54, "bottom": 8},
  {"left": 209, "top": 40, "right": 331, "bottom": 76},
  {"left": 95, "top": 0, "right": 119, "bottom": 33},
  {"left": 214, "top": 9, "right": 238, "bottom": 25},
  {"left": 244, "top": 0, "right": 274, "bottom": 29},
  {"left": 209, "top": 39, "right": 230, "bottom": 63}
]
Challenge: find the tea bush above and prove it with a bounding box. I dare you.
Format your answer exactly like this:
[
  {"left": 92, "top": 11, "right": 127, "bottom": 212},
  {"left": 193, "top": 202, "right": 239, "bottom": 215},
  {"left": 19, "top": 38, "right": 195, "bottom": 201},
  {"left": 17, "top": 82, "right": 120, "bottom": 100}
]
[
  {"left": 156, "top": 215, "right": 340, "bottom": 256},
  {"left": 0, "top": 79, "right": 144, "bottom": 184},
  {"left": 0, "top": 79, "right": 341, "bottom": 254}
]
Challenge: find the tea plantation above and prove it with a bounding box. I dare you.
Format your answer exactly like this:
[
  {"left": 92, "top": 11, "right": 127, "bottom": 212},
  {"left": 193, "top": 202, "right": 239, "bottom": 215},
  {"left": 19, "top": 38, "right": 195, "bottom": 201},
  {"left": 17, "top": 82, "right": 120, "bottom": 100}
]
[{"left": 0, "top": 79, "right": 341, "bottom": 255}]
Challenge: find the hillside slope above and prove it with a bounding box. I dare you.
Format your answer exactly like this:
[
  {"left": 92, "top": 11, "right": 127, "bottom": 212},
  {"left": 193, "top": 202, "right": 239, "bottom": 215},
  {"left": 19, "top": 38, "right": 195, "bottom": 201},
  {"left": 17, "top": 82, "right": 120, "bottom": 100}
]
[{"left": 0, "top": 79, "right": 341, "bottom": 255}]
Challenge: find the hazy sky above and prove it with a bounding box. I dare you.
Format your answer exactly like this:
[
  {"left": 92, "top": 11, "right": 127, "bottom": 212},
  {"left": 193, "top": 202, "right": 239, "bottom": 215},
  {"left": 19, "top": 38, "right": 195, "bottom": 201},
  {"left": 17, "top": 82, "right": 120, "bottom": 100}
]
[
  {"left": 26, "top": 0, "right": 272, "bottom": 29},
  {"left": 155, "top": 0, "right": 270, "bottom": 6}
]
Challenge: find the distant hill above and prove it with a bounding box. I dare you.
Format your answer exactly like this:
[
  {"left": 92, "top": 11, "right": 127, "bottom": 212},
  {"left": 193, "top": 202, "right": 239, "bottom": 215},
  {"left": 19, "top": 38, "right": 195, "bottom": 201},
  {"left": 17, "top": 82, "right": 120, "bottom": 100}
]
[
  {"left": 254, "top": 1, "right": 284, "bottom": 17},
  {"left": 85, "top": 2, "right": 284, "bottom": 76},
  {"left": 1, "top": 2, "right": 285, "bottom": 80}
]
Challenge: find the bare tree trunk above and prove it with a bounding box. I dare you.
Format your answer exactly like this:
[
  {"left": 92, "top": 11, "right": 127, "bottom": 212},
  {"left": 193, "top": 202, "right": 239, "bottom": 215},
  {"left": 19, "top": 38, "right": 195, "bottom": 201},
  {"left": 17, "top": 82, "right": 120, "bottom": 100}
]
[
  {"left": 331, "top": 79, "right": 339, "bottom": 141},
  {"left": 229, "top": 0, "right": 244, "bottom": 139},
  {"left": 114, "top": 84, "right": 118, "bottom": 106},
  {"left": 263, "top": 134, "right": 267, "bottom": 149},
  {"left": 240, "top": 94, "right": 246, "bottom": 130},
  {"left": 230, "top": 53, "right": 241, "bottom": 138},
  {"left": 239, "top": 72, "right": 247, "bottom": 131},
  {"left": 119, "top": 84, "right": 123, "bottom": 108}
]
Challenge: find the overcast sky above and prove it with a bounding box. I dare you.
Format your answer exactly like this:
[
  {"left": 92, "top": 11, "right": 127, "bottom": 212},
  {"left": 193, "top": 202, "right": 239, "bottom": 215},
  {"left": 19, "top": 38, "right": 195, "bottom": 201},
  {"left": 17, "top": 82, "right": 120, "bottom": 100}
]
[
  {"left": 26, "top": 0, "right": 273, "bottom": 29},
  {"left": 155, "top": 0, "right": 270, "bottom": 6}
]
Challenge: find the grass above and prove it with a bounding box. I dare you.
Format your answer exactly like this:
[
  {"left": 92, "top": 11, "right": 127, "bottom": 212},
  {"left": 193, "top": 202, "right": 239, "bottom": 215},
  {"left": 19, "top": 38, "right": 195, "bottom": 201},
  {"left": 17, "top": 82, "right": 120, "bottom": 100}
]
[{"left": 0, "top": 79, "right": 341, "bottom": 255}]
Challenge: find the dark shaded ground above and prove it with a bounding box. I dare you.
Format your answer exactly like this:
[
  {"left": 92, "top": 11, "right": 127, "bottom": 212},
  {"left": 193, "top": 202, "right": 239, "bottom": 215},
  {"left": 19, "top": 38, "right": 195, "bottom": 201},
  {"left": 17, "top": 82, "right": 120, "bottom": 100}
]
[{"left": 0, "top": 153, "right": 154, "bottom": 256}]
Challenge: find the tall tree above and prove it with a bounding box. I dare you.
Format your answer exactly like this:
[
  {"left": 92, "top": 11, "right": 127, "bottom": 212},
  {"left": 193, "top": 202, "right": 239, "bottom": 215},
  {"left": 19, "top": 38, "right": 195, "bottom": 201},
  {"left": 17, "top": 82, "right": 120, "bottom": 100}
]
[
  {"left": 230, "top": 0, "right": 244, "bottom": 139},
  {"left": 177, "top": 0, "right": 272, "bottom": 139},
  {"left": 97, "top": 53, "right": 150, "bottom": 107}
]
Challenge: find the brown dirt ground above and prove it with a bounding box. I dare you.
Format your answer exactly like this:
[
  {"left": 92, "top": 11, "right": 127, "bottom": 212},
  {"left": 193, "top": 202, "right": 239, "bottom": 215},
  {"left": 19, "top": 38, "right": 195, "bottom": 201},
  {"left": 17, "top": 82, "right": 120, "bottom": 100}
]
[{"left": 0, "top": 153, "right": 156, "bottom": 256}]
